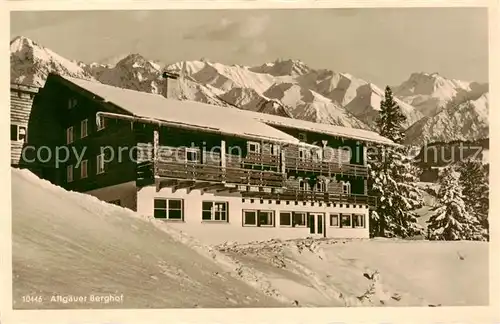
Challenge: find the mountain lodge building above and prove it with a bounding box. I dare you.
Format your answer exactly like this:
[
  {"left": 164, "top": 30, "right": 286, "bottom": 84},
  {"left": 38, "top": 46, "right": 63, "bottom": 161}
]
[{"left": 19, "top": 72, "right": 395, "bottom": 244}]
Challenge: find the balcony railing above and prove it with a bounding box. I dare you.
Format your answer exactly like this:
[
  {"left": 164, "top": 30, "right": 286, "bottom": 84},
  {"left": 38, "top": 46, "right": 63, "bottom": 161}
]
[
  {"left": 156, "top": 161, "right": 285, "bottom": 187},
  {"left": 284, "top": 155, "right": 368, "bottom": 177}
]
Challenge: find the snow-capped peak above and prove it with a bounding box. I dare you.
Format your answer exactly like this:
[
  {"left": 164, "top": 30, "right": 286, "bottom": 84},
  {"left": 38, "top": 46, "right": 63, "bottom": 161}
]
[
  {"left": 10, "top": 35, "right": 95, "bottom": 87},
  {"left": 249, "top": 58, "right": 312, "bottom": 77}
]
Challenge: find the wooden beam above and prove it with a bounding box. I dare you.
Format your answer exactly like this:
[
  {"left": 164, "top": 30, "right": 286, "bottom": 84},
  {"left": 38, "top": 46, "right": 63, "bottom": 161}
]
[
  {"left": 187, "top": 181, "right": 212, "bottom": 193},
  {"left": 157, "top": 179, "right": 179, "bottom": 192},
  {"left": 203, "top": 183, "right": 226, "bottom": 193},
  {"left": 173, "top": 180, "right": 196, "bottom": 192}
]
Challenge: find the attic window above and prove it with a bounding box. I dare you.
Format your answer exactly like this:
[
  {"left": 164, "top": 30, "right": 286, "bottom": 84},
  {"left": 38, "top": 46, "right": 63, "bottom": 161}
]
[
  {"left": 248, "top": 141, "right": 261, "bottom": 154},
  {"left": 186, "top": 149, "right": 199, "bottom": 163},
  {"left": 299, "top": 147, "right": 308, "bottom": 161},
  {"left": 342, "top": 181, "right": 351, "bottom": 195},
  {"left": 298, "top": 132, "right": 307, "bottom": 142},
  {"left": 270, "top": 144, "right": 280, "bottom": 156}
]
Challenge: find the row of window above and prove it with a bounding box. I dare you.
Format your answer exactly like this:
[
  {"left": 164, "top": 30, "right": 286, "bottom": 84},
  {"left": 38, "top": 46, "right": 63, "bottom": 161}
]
[
  {"left": 152, "top": 198, "right": 365, "bottom": 228},
  {"left": 298, "top": 179, "right": 351, "bottom": 194},
  {"left": 66, "top": 115, "right": 106, "bottom": 145},
  {"left": 67, "top": 154, "right": 105, "bottom": 182}
]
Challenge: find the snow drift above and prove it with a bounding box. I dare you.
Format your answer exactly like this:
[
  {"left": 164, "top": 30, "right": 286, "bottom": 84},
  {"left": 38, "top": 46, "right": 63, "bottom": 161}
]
[{"left": 11, "top": 168, "right": 284, "bottom": 309}]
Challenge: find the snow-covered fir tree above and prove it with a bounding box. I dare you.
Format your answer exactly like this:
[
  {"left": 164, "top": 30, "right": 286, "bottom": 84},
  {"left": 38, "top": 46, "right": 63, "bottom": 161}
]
[
  {"left": 427, "top": 166, "right": 484, "bottom": 241},
  {"left": 457, "top": 159, "right": 489, "bottom": 240},
  {"left": 368, "top": 86, "right": 424, "bottom": 238}
]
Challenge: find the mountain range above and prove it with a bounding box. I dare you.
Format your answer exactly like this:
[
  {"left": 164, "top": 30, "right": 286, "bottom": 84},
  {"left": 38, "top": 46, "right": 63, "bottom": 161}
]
[{"left": 10, "top": 35, "right": 489, "bottom": 145}]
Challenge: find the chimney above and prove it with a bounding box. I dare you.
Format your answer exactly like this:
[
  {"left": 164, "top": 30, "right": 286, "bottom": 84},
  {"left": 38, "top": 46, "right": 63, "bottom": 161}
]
[{"left": 162, "top": 71, "right": 181, "bottom": 99}]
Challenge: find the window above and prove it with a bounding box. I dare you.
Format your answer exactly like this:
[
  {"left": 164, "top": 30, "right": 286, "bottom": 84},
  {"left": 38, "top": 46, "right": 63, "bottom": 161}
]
[
  {"left": 96, "top": 154, "right": 105, "bottom": 174},
  {"left": 68, "top": 98, "right": 77, "bottom": 109},
  {"left": 330, "top": 213, "right": 340, "bottom": 227},
  {"left": 243, "top": 210, "right": 257, "bottom": 226},
  {"left": 186, "top": 149, "right": 199, "bottom": 163},
  {"left": 280, "top": 212, "right": 292, "bottom": 226},
  {"left": 80, "top": 119, "right": 88, "bottom": 138},
  {"left": 67, "top": 165, "right": 73, "bottom": 183},
  {"left": 243, "top": 210, "right": 274, "bottom": 227},
  {"left": 80, "top": 160, "right": 88, "bottom": 179},
  {"left": 314, "top": 180, "right": 324, "bottom": 192},
  {"left": 248, "top": 141, "right": 261, "bottom": 154},
  {"left": 353, "top": 214, "right": 365, "bottom": 228},
  {"left": 340, "top": 214, "right": 352, "bottom": 228},
  {"left": 299, "top": 179, "right": 308, "bottom": 191},
  {"left": 299, "top": 148, "right": 308, "bottom": 161},
  {"left": 202, "top": 201, "right": 228, "bottom": 221},
  {"left": 298, "top": 132, "right": 307, "bottom": 142},
  {"left": 293, "top": 212, "right": 307, "bottom": 227},
  {"left": 97, "top": 115, "right": 106, "bottom": 131},
  {"left": 10, "top": 125, "right": 27, "bottom": 142},
  {"left": 258, "top": 210, "right": 274, "bottom": 227},
  {"left": 270, "top": 144, "right": 280, "bottom": 156},
  {"left": 313, "top": 149, "right": 322, "bottom": 161},
  {"left": 342, "top": 181, "right": 351, "bottom": 195},
  {"left": 154, "top": 198, "right": 184, "bottom": 220},
  {"left": 66, "top": 126, "right": 74, "bottom": 144}
]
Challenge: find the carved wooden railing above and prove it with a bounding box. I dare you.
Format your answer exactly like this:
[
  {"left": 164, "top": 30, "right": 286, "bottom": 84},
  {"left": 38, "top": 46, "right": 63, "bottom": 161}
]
[
  {"left": 284, "top": 155, "right": 368, "bottom": 177},
  {"left": 156, "top": 161, "right": 285, "bottom": 187}
]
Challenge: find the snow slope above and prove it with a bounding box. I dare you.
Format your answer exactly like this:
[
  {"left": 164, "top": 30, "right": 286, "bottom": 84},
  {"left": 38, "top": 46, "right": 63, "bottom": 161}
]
[
  {"left": 11, "top": 168, "right": 285, "bottom": 309},
  {"left": 218, "top": 238, "right": 488, "bottom": 307},
  {"left": 11, "top": 168, "right": 488, "bottom": 308}
]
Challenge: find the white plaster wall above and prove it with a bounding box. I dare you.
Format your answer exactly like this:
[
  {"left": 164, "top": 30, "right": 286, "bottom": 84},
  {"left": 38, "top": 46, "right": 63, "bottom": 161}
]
[
  {"left": 85, "top": 181, "right": 137, "bottom": 211},
  {"left": 137, "top": 185, "right": 370, "bottom": 245}
]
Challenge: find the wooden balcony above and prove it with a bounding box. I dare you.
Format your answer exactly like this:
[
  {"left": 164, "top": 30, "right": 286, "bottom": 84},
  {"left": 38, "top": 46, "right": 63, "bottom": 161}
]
[
  {"left": 155, "top": 161, "right": 285, "bottom": 187},
  {"left": 241, "top": 189, "right": 377, "bottom": 208},
  {"left": 284, "top": 156, "right": 368, "bottom": 178}
]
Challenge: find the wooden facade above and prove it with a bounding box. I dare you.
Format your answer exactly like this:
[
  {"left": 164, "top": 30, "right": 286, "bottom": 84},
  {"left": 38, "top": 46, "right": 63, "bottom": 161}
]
[
  {"left": 23, "top": 74, "right": 377, "bottom": 211},
  {"left": 10, "top": 83, "right": 39, "bottom": 166}
]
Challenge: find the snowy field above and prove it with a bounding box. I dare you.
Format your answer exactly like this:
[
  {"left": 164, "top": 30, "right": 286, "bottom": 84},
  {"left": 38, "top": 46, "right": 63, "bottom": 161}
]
[{"left": 12, "top": 168, "right": 488, "bottom": 308}]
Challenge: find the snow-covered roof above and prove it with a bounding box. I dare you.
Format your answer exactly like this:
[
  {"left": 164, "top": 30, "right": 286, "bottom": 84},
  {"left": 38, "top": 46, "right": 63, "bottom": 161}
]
[
  {"left": 59, "top": 76, "right": 300, "bottom": 145},
  {"left": 238, "top": 109, "right": 396, "bottom": 145}
]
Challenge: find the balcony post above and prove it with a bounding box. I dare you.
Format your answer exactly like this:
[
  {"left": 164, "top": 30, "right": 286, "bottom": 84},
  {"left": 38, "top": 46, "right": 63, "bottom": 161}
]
[
  {"left": 153, "top": 128, "right": 159, "bottom": 176},
  {"left": 220, "top": 140, "right": 226, "bottom": 183}
]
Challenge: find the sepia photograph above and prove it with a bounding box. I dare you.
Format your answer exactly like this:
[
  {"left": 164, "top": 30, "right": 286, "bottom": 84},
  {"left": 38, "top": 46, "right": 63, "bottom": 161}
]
[{"left": 5, "top": 2, "right": 495, "bottom": 318}]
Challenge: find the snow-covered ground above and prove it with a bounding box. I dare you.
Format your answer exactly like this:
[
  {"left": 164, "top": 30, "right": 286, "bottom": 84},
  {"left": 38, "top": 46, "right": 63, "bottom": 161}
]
[{"left": 12, "top": 168, "right": 488, "bottom": 308}]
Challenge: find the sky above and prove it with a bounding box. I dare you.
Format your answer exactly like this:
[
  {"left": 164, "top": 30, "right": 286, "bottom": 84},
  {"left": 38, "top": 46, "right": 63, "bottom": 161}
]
[{"left": 10, "top": 8, "right": 488, "bottom": 86}]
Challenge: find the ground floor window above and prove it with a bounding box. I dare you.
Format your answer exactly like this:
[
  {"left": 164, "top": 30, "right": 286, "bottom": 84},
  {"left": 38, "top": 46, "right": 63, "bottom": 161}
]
[
  {"left": 330, "top": 213, "right": 340, "bottom": 227},
  {"left": 280, "top": 212, "right": 292, "bottom": 226},
  {"left": 243, "top": 210, "right": 275, "bottom": 227},
  {"left": 154, "top": 198, "right": 184, "bottom": 220},
  {"left": 340, "top": 214, "right": 352, "bottom": 228},
  {"left": 353, "top": 214, "right": 365, "bottom": 228},
  {"left": 279, "top": 211, "right": 307, "bottom": 227},
  {"left": 202, "top": 201, "right": 228, "bottom": 221},
  {"left": 293, "top": 212, "right": 307, "bottom": 227}
]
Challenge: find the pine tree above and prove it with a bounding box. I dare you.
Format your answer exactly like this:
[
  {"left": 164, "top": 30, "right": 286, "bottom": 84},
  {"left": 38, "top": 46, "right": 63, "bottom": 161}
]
[
  {"left": 427, "top": 166, "right": 483, "bottom": 240},
  {"left": 457, "top": 159, "right": 489, "bottom": 240},
  {"left": 368, "top": 86, "right": 424, "bottom": 238},
  {"left": 376, "top": 86, "right": 407, "bottom": 144}
]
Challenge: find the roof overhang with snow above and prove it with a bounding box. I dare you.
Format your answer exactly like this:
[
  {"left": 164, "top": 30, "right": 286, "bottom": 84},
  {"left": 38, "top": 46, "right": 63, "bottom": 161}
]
[
  {"left": 238, "top": 109, "right": 397, "bottom": 146},
  {"left": 56, "top": 75, "right": 300, "bottom": 145}
]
